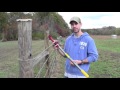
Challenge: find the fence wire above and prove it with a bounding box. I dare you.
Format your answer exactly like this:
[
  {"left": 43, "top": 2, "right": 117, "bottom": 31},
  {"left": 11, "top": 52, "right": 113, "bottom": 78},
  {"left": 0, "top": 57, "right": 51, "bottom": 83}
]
[{"left": 0, "top": 40, "right": 61, "bottom": 78}]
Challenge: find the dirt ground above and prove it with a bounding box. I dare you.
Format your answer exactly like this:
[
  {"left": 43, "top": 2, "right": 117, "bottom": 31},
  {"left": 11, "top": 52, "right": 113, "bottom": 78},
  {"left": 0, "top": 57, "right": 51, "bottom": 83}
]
[{"left": 91, "top": 35, "right": 120, "bottom": 40}]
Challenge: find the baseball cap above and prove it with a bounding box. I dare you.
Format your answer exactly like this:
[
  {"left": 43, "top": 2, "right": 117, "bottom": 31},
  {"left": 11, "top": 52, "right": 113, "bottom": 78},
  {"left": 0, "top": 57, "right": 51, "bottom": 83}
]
[{"left": 69, "top": 16, "right": 81, "bottom": 24}]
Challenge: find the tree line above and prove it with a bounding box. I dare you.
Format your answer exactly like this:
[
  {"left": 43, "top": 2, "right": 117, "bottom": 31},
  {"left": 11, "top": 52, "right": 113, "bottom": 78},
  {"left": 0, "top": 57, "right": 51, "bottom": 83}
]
[
  {"left": 82, "top": 26, "right": 120, "bottom": 35},
  {"left": 0, "top": 12, "right": 120, "bottom": 42},
  {"left": 0, "top": 12, "right": 70, "bottom": 42}
]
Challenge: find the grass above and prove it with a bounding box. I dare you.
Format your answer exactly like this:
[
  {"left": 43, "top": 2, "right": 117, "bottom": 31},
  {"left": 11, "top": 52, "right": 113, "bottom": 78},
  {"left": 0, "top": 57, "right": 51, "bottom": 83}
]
[
  {"left": 88, "top": 35, "right": 120, "bottom": 78},
  {"left": 0, "top": 40, "right": 47, "bottom": 78},
  {"left": 0, "top": 35, "right": 120, "bottom": 78},
  {"left": 95, "top": 39, "right": 120, "bottom": 53}
]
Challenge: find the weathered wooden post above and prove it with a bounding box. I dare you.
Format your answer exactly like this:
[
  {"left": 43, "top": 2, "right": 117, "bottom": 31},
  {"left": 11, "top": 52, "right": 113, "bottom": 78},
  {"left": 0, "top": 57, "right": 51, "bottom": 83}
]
[
  {"left": 17, "top": 19, "right": 34, "bottom": 78},
  {"left": 44, "top": 30, "right": 50, "bottom": 78}
]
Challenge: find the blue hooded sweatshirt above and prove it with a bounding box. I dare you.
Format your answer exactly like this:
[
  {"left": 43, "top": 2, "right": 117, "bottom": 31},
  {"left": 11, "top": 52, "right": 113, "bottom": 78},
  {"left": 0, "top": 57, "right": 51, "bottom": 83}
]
[{"left": 64, "top": 32, "right": 99, "bottom": 76}]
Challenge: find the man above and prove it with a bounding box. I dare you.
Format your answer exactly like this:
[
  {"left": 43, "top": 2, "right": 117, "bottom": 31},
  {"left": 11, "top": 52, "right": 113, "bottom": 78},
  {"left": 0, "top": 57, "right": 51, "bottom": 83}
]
[{"left": 54, "top": 16, "right": 99, "bottom": 78}]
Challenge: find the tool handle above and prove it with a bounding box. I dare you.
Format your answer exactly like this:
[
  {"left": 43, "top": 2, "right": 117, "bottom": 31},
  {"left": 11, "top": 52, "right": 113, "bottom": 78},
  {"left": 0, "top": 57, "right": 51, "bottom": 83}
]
[{"left": 81, "top": 70, "right": 89, "bottom": 78}]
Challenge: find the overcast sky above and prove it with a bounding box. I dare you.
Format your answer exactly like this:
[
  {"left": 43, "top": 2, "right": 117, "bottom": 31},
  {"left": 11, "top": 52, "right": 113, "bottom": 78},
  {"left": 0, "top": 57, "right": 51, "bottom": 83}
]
[{"left": 58, "top": 12, "right": 120, "bottom": 29}]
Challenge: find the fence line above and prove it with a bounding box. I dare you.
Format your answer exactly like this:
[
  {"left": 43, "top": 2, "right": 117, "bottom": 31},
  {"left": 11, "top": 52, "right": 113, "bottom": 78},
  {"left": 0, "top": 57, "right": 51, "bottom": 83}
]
[
  {"left": 35, "top": 49, "right": 55, "bottom": 78},
  {"left": 17, "top": 19, "right": 57, "bottom": 78}
]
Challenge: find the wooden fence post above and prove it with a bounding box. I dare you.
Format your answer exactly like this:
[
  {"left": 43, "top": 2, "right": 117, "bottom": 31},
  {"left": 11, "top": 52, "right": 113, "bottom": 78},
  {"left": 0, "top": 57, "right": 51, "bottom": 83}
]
[
  {"left": 17, "top": 19, "right": 34, "bottom": 78},
  {"left": 44, "top": 30, "right": 50, "bottom": 78}
]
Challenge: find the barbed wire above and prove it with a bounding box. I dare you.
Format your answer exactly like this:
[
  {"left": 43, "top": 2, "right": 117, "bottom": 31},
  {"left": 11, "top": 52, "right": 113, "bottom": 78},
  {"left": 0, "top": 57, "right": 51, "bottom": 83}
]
[
  {"left": 18, "top": 43, "right": 53, "bottom": 62},
  {"left": 0, "top": 40, "right": 58, "bottom": 78},
  {"left": 35, "top": 49, "right": 55, "bottom": 78},
  {"left": 43, "top": 50, "right": 57, "bottom": 78},
  {"left": 41, "top": 49, "right": 56, "bottom": 78}
]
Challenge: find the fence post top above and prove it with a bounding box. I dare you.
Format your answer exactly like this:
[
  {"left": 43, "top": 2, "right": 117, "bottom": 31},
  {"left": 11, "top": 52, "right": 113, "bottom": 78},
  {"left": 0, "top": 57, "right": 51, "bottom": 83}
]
[{"left": 16, "top": 19, "right": 32, "bottom": 22}]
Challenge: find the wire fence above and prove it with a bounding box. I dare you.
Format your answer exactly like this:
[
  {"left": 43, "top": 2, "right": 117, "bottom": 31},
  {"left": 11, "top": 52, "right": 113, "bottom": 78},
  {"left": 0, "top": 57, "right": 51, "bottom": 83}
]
[{"left": 0, "top": 39, "right": 63, "bottom": 78}]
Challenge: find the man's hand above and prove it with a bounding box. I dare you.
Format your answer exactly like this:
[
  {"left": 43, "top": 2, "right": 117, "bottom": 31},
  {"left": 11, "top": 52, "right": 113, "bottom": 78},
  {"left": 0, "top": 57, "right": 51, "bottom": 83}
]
[
  {"left": 70, "top": 60, "right": 83, "bottom": 65},
  {"left": 53, "top": 40, "right": 59, "bottom": 49}
]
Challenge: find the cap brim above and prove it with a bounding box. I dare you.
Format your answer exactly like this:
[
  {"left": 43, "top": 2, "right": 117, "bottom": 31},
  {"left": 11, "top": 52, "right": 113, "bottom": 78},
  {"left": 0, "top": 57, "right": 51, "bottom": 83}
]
[{"left": 69, "top": 20, "right": 79, "bottom": 24}]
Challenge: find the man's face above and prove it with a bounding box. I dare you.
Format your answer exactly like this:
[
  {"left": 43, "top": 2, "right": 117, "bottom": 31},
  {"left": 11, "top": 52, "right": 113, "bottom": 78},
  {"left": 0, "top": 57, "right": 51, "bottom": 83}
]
[{"left": 70, "top": 21, "right": 82, "bottom": 33}]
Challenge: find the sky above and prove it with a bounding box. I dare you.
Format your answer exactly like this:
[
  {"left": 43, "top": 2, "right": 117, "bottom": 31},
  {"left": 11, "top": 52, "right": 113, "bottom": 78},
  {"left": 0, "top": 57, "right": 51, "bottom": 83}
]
[{"left": 58, "top": 12, "right": 120, "bottom": 29}]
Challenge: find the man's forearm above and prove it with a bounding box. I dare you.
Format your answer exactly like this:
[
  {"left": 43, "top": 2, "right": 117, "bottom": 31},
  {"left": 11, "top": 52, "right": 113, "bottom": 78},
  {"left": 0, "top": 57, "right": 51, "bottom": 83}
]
[{"left": 57, "top": 48, "right": 66, "bottom": 57}]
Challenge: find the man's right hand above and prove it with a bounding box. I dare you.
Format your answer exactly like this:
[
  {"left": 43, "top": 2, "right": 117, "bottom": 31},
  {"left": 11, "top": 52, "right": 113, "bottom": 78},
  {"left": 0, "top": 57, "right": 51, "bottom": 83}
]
[{"left": 53, "top": 40, "right": 59, "bottom": 50}]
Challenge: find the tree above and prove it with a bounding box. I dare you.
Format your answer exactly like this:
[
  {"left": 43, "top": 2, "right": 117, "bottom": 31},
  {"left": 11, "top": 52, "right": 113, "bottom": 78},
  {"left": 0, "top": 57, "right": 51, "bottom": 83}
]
[
  {"left": 7, "top": 12, "right": 33, "bottom": 40},
  {"left": 0, "top": 12, "right": 8, "bottom": 42}
]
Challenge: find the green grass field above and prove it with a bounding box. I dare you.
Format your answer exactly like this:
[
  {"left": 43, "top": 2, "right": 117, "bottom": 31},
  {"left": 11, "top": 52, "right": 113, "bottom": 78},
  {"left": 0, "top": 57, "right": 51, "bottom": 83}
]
[
  {"left": 0, "top": 35, "right": 120, "bottom": 78},
  {"left": 0, "top": 40, "right": 45, "bottom": 78},
  {"left": 88, "top": 35, "right": 120, "bottom": 78}
]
